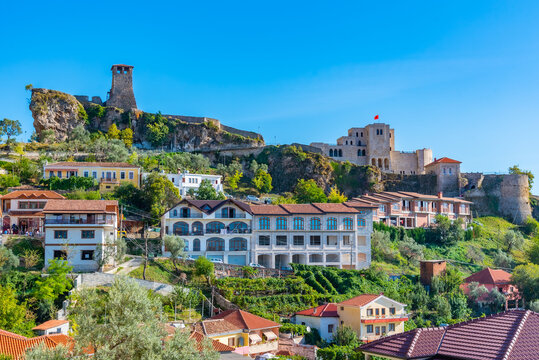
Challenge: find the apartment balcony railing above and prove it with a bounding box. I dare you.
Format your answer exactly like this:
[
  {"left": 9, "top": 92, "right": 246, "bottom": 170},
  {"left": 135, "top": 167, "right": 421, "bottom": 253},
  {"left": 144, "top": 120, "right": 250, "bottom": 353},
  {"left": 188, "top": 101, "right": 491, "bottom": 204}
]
[
  {"left": 45, "top": 218, "right": 114, "bottom": 225},
  {"left": 361, "top": 314, "right": 409, "bottom": 322},
  {"left": 214, "top": 213, "right": 247, "bottom": 219},
  {"left": 174, "top": 228, "right": 252, "bottom": 236},
  {"left": 169, "top": 213, "right": 204, "bottom": 219},
  {"left": 100, "top": 178, "right": 120, "bottom": 184}
]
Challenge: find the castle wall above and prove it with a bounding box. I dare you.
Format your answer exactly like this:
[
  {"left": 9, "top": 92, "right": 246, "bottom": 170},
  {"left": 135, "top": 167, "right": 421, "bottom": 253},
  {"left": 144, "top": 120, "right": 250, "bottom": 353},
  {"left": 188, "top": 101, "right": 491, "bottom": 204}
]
[{"left": 390, "top": 151, "right": 419, "bottom": 175}]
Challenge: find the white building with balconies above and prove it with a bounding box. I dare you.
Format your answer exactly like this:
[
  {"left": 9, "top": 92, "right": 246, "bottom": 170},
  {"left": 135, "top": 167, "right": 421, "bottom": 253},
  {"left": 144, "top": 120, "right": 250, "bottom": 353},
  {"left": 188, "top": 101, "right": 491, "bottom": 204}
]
[
  {"left": 43, "top": 200, "right": 119, "bottom": 272},
  {"left": 142, "top": 171, "right": 223, "bottom": 197}
]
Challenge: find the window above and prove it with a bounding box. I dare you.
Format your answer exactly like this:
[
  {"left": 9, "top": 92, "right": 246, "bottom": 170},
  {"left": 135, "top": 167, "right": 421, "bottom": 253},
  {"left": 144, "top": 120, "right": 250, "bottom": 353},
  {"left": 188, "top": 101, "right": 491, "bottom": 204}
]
[
  {"left": 49, "top": 171, "right": 54, "bottom": 178},
  {"left": 293, "top": 235, "right": 304, "bottom": 246},
  {"left": 184, "top": 240, "right": 189, "bottom": 252},
  {"left": 390, "top": 307, "right": 396, "bottom": 315},
  {"left": 357, "top": 218, "right": 366, "bottom": 227},
  {"left": 293, "top": 217, "right": 304, "bottom": 230},
  {"left": 381, "top": 326, "right": 386, "bottom": 334},
  {"left": 380, "top": 205, "right": 386, "bottom": 212},
  {"left": 229, "top": 238, "right": 247, "bottom": 251},
  {"left": 92, "top": 171, "right": 97, "bottom": 179},
  {"left": 381, "top": 308, "right": 386, "bottom": 315},
  {"left": 366, "top": 325, "right": 373, "bottom": 333},
  {"left": 327, "top": 217, "right": 337, "bottom": 230},
  {"left": 310, "top": 217, "right": 321, "bottom": 230},
  {"left": 389, "top": 323, "right": 395, "bottom": 332},
  {"left": 81, "top": 250, "right": 94, "bottom": 260},
  {"left": 129, "top": 171, "right": 134, "bottom": 180},
  {"left": 375, "top": 327, "right": 380, "bottom": 335},
  {"left": 367, "top": 309, "right": 373, "bottom": 316},
  {"left": 172, "top": 209, "right": 178, "bottom": 217},
  {"left": 206, "top": 238, "right": 225, "bottom": 251},
  {"left": 54, "top": 230, "right": 67, "bottom": 239},
  {"left": 193, "top": 239, "right": 201, "bottom": 251},
  {"left": 81, "top": 230, "right": 95, "bottom": 239},
  {"left": 343, "top": 217, "right": 353, "bottom": 230},
  {"left": 309, "top": 235, "right": 321, "bottom": 246},
  {"left": 392, "top": 203, "right": 399, "bottom": 210},
  {"left": 173, "top": 222, "right": 189, "bottom": 235},
  {"left": 120, "top": 171, "right": 125, "bottom": 179},
  {"left": 83, "top": 171, "right": 89, "bottom": 177},
  {"left": 229, "top": 222, "right": 248, "bottom": 233},
  {"left": 326, "top": 235, "right": 337, "bottom": 245},
  {"left": 206, "top": 222, "right": 225, "bottom": 234},
  {"left": 53, "top": 250, "right": 67, "bottom": 259},
  {"left": 328, "top": 324, "right": 334, "bottom": 334},
  {"left": 276, "top": 217, "right": 287, "bottom": 230},
  {"left": 259, "top": 217, "right": 270, "bottom": 230},
  {"left": 228, "top": 338, "right": 235, "bottom": 347},
  {"left": 57, "top": 171, "right": 62, "bottom": 178},
  {"left": 375, "top": 309, "right": 380, "bottom": 316},
  {"left": 259, "top": 235, "right": 270, "bottom": 246},
  {"left": 276, "top": 235, "right": 287, "bottom": 246},
  {"left": 343, "top": 235, "right": 351, "bottom": 245}
]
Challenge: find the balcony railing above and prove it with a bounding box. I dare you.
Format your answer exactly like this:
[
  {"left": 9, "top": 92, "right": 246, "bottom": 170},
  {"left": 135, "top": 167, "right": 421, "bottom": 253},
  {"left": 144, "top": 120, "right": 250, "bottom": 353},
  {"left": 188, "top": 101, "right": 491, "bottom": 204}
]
[
  {"left": 362, "top": 314, "right": 409, "bottom": 321},
  {"left": 174, "top": 228, "right": 252, "bottom": 236},
  {"left": 169, "top": 213, "right": 203, "bottom": 219},
  {"left": 214, "top": 213, "right": 247, "bottom": 218},
  {"left": 45, "top": 218, "right": 114, "bottom": 225}
]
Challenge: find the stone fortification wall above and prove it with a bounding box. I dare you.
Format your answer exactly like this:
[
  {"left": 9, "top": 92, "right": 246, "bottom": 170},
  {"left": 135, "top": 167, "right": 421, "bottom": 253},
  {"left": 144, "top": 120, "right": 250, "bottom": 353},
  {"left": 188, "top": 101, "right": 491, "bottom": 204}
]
[{"left": 380, "top": 173, "right": 438, "bottom": 195}]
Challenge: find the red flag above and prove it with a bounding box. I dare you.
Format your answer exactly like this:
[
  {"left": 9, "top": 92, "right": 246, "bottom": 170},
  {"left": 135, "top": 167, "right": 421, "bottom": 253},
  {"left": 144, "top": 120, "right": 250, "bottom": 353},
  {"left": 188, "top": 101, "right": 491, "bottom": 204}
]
[{"left": 374, "top": 115, "right": 379, "bottom": 120}]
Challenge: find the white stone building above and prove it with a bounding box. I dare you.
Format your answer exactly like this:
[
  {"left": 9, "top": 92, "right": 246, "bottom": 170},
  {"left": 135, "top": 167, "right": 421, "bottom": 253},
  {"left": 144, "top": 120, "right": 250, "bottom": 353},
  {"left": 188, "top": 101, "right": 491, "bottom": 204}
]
[
  {"left": 142, "top": 171, "right": 223, "bottom": 197},
  {"left": 161, "top": 200, "right": 374, "bottom": 269},
  {"left": 43, "top": 200, "right": 119, "bottom": 272},
  {"left": 292, "top": 303, "right": 340, "bottom": 342}
]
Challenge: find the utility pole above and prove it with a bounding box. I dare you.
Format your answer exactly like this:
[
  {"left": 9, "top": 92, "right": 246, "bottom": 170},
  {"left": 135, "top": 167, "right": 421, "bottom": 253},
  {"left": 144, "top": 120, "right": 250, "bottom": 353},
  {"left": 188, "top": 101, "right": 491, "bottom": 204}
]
[{"left": 142, "top": 223, "right": 148, "bottom": 280}]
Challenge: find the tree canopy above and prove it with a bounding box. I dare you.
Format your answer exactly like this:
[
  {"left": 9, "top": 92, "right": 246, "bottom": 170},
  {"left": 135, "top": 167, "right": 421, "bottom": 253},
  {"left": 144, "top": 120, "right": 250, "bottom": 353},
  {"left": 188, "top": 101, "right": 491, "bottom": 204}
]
[{"left": 293, "top": 179, "right": 327, "bottom": 203}]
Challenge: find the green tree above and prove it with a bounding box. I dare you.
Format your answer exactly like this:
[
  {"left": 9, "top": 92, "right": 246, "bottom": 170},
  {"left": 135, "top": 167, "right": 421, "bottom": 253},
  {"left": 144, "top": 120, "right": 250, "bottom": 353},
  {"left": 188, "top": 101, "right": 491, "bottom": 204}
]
[
  {"left": 142, "top": 173, "right": 180, "bottom": 221},
  {"left": 0, "top": 285, "right": 35, "bottom": 336},
  {"left": 147, "top": 121, "right": 169, "bottom": 147},
  {"left": 430, "top": 215, "right": 464, "bottom": 246},
  {"left": 332, "top": 326, "right": 359, "bottom": 347},
  {"left": 0, "top": 174, "right": 20, "bottom": 189},
  {"left": 511, "top": 263, "right": 539, "bottom": 302},
  {"left": 0, "top": 118, "right": 22, "bottom": 145},
  {"left": 503, "top": 230, "right": 525, "bottom": 252},
  {"left": 252, "top": 169, "right": 273, "bottom": 194},
  {"left": 398, "top": 235, "right": 425, "bottom": 265},
  {"left": 195, "top": 256, "right": 214, "bottom": 285},
  {"left": 430, "top": 295, "right": 452, "bottom": 324},
  {"left": 195, "top": 179, "right": 226, "bottom": 200},
  {"left": 293, "top": 179, "right": 327, "bottom": 203},
  {"left": 327, "top": 186, "right": 347, "bottom": 203},
  {"left": 40, "top": 129, "right": 56, "bottom": 144},
  {"left": 164, "top": 235, "right": 186, "bottom": 272},
  {"left": 371, "top": 230, "right": 397, "bottom": 262},
  {"left": 12, "top": 158, "right": 40, "bottom": 183},
  {"left": 227, "top": 170, "right": 243, "bottom": 191},
  {"left": 25, "top": 343, "right": 70, "bottom": 360},
  {"left": 509, "top": 165, "right": 534, "bottom": 189},
  {"left": 0, "top": 246, "right": 19, "bottom": 271},
  {"left": 120, "top": 128, "right": 134, "bottom": 148},
  {"left": 107, "top": 123, "right": 120, "bottom": 139},
  {"left": 493, "top": 249, "right": 513, "bottom": 268},
  {"left": 34, "top": 260, "right": 73, "bottom": 302}
]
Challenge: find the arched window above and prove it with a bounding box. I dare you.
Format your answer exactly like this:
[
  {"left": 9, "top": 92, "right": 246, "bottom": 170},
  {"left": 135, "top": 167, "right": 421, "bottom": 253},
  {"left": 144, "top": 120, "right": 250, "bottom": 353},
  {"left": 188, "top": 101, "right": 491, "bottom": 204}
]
[
  {"left": 310, "top": 217, "right": 321, "bottom": 230},
  {"left": 343, "top": 217, "right": 353, "bottom": 230},
  {"left": 378, "top": 159, "right": 382, "bottom": 168},
  {"left": 206, "top": 238, "right": 225, "bottom": 251},
  {"left": 259, "top": 217, "right": 270, "bottom": 230},
  {"left": 327, "top": 217, "right": 337, "bottom": 230},
  {"left": 358, "top": 140, "right": 362, "bottom": 146},
  {"left": 172, "top": 209, "right": 178, "bottom": 217},
  {"left": 173, "top": 221, "right": 189, "bottom": 235},
  {"left": 372, "top": 158, "right": 376, "bottom": 166},
  {"left": 384, "top": 158, "right": 389, "bottom": 169},
  {"left": 229, "top": 237, "right": 247, "bottom": 251},
  {"left": 329, "top": 149, "right": 334, "bottom": 157},
  {"left": 192, "top": 221, "right": 203, "bottom": 235},
  {"left": 206, "top": 221, "right": 225, "bottom": 234},
  {"left": 276, "top": 217, "right": 287, "bottom": 230},
  {"left": 357, "top": 149, "right": 362, "bottom": 156},
  {"left": 362, "top": 149, "right": 366, "bottom": 156},
  {"left": 358, "top": 218, "right": 366, "bottom": 227},
  {"left": 356, "top": 132, "right": 358, "bottom": 137},
  {"left": 338, "top": 149, "right": 343, "bottom": 157},
  {"left": 229, "top": 221, "right": 248, "bottom": 234},
  {"left": 293, "top": 217, "right": 304, "bottom": 230},
  {"left": 184, "top": 240, "right": 189, "bottom": 252},
  {"left": 193, "top": 238, "right": 201, "bottom": 251}
]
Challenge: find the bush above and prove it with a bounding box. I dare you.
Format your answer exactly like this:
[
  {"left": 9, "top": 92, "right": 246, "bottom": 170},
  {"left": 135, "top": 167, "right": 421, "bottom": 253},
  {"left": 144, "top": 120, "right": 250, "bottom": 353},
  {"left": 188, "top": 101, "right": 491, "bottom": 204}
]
[{"left": 317, "top": 345, "right": 362, "bottom": 360}]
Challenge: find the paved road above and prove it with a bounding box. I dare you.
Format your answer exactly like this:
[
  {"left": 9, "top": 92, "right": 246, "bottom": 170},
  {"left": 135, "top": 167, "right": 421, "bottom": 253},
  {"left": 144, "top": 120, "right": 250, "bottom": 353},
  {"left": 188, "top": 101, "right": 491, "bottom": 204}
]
[{"left": 106, "top": 256, "right": 144, "bottom": 275}]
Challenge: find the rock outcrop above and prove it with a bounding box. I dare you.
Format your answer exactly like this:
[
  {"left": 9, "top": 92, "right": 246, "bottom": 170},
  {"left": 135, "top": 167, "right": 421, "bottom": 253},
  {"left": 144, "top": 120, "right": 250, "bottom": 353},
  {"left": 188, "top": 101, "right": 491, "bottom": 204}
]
[{"left": 29, "top": 89, "right": 87, "bottom": 141}]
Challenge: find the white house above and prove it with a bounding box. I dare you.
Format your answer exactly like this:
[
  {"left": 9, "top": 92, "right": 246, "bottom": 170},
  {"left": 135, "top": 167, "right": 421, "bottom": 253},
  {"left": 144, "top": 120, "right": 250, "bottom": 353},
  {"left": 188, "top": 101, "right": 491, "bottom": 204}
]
[
  {"left": 43, "top": 200, "right": 119, "bottom": 272},
  {"left": 32, "top": 320, "right": 70, "bottom": 336},
  {"left": 142, "top": 171, "right": 223, "bottom": 197},
  {"left": 292, "top": 303, "right": 340, "bottom": 342}
]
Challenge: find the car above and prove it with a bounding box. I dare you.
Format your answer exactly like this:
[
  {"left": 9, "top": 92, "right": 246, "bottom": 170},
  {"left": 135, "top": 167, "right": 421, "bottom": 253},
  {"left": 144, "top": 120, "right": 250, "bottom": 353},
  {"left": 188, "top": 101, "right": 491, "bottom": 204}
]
[
  {"left": 262, "top": 197, "right": 273, "bottom": 204},
  {"left": 280, "top": 266, "right": 293, "bottom": 271},
  {"left": 210, "top": 258, "right": 224, "bottom": 264},
  {"left": 246, "top": 195, "right": 260, "bottom": 202},
  {"left": 183, "top": 256, "right": 196, "bottom": 261},
  {"left": 249, "top": 262, "right": 265, "bottom": 268}
]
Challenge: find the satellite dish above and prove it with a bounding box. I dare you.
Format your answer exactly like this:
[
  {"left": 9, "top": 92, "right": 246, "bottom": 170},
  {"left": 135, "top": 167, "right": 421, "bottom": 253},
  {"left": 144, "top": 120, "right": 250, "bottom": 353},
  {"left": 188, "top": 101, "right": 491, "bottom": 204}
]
[{"left": 306, "top": 326, "right": 311, "bottom": 333}]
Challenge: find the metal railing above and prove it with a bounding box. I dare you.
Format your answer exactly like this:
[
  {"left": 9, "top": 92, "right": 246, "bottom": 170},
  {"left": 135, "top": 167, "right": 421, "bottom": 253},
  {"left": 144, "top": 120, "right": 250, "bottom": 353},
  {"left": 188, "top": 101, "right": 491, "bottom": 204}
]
[
  {"left": 169, "top": 213, "right": 203, "bottom": 219},
  {"left": 214, "top": 213, "right": 247, "bottom": 218},
  {"left": 45, "top": 218, "right": 114, "bottom": 225}
]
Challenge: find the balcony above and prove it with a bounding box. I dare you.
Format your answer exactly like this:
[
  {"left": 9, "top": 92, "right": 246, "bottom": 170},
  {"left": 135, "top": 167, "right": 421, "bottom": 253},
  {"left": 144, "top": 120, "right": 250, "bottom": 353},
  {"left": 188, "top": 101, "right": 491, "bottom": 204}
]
[
  {"left": 100, "top": 178, "right": 120, "bottom": 184},
  {"left": 169, "top": 213, "right": 203, "bottom": 219},
  {"left": 214, "top": 213, "right": 247, "bottom": 219},
  {"left": 174, "top": 228, "right": 252, "bottom": 236},
  {"left": 45, "top": 218, "right": 115, "bottom": 225},
  {"left": 361, "top": 314, "right": 409, "bottom": 323}
]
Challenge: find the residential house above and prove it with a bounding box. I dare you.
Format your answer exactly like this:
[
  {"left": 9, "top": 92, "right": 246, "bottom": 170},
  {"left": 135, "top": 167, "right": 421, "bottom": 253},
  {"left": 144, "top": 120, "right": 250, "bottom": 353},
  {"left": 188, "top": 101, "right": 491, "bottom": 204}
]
[
  {"left": 142, "top": 171, "right": 223, "bottom": 197},
  {"left": 353, "top": 191, "right": 472, "bottom": 228},
  {"left": 43, "top": 200, "right": 119, "bottom": 272},
  {"left": 194, "top": 309, "right": 280, "bottom": 356},
  {"left": 461, "top": 267, "right": 521, "bottom": 309},
  {"left": 293, "top": 303, "right": 339, "bottom": 342},
  {"left": 0, "top": 329, "right": 75, "bottom": 360},
  {"left": 337, "top": 294, "right": 408, "bottom": 342},
  {"left": 43, "top": 162, "right": 141, "bottom": 192},
  {"left": 0, "top": 190, "right": 64, "bottom": 235},
  {"left": 360, "top": 310, "right": 539, "bottom": 360},
  {"left": 32, "top": 320, "right": 70, "bottom": 336},
  {"left": 161, "top": 199, "right": 253, "bottom": 265}
]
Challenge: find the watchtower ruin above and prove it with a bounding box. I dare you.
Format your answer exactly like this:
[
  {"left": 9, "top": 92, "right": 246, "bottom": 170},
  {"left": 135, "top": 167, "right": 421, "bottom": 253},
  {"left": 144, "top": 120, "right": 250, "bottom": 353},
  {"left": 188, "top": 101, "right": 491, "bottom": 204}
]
[{"left": 106, "top": 64, "right": 137, "bottom": 110}]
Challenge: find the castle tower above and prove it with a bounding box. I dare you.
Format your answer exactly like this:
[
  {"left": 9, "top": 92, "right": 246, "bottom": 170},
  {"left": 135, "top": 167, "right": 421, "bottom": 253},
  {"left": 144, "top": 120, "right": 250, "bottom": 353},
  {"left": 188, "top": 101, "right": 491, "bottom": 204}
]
[{"left": 107, "top": 64, "right": 137, "bottom": 110}]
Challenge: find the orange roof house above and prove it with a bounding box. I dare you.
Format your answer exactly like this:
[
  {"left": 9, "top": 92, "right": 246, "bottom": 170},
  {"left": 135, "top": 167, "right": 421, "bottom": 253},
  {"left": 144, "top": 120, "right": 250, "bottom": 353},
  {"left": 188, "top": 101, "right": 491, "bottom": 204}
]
[
  {"left": 461, "top": 267, "right": 520, "bottom": 308},
  {"left": 0, "top": 329, "right": 74, "bottom": 360}
]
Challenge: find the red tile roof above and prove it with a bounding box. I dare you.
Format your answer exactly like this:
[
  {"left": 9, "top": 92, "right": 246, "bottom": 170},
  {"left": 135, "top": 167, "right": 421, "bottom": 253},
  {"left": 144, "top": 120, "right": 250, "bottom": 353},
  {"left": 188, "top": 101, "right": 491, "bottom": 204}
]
[
  {"left": 43, "top": 200, "right": 118, "bottom": 214},
  {"left": 173, "top": 199, "right": 252, "bottom": 214},
  {"left": 189, "top": 330, "right": 235, "bottom": 352},
  {"left": 339, "top": 294, "right": 381, "bottom": 307},
  {"left": 0, "top": 190, "right": 65, "bottom": 200},
  {"left": 360, "top": 310, "right": 539, "bottom": 360},
  {"left": 0, "top": 329, "right": 74, "bottom": 360},
  {"left": 250, "top": 203, "right": 358, "bottom": 215},
  {"left": 32, "top": 320, "right": 69, "bottom": 331},
  {"left": 425, "top": 157, "right": 462, "bottom": 166},
  {"left": 464, "top": 267, "right": 513, "bottom": 285},
  {"left": 45, "top": 161, "right": 138, "bottom": 168},
  {"left": 209, "top": 310, "right": 280, "bottom": 331},
  {"left": 295, "top": 303, "right": 338, "bottom": 318}
]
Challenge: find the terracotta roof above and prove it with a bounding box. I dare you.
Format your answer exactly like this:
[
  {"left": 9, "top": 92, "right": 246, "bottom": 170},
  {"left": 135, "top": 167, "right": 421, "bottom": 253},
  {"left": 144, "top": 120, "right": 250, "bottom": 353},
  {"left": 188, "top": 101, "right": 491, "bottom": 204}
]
[
  {"left": 250, "top": 203, "right": 358, "bottom": 215},
  {"left": 464, "top": 267, "right": 513, "bottom": 286},
  {"left": 44, "top": 162, "right": 139, "bottom": 169},
  {"left": 425, "top": 157, "right": 462, "bottom": 166},
  {"left": 360, "top": 310, "right": 539, "bottom": 360},
  {"left": 279, "top": 204, "right": 324, "bottom": 214},
  {"left": 344, "top": 200, "right": 379, "bottom": 209},
  {"left": 0, "top": 190, "right": 64, "bottom": 200},
  {"left": 189, "top": 330, "right": 235, "bottom": 352},
  {"left": 339, "top": 294, "right": 381, "bottom": 307},
  {"left": 209, "top": 310, "right": 280, "bottom": 331},
  {"left": 0, "top": 329, "right": 74, "bottom": 360},
  {"left": 295, "top": 303, "right": 338, "bottom": 318},
  {"left": 312, "top": 203, "right": 359, "bottom": 213},
  {"left": 249, "top": 204, "right": 290, "bottom": 215},
  {"left": 43, "top": 200, "right": 118, "bottom": 213},
  {"left": 32, "top": 320, "right": 69, "bottom": 331},
  {"left": 171, "top": 199, "right": 251, "bottom": 215}
]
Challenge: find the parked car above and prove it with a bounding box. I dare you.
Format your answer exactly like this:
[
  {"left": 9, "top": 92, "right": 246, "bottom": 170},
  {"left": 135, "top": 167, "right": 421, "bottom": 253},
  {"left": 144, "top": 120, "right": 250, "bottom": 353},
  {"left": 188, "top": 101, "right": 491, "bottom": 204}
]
[
  {"left": 183, "top": 256, "right": 196, "bottom": 261},
  {"left": 280, "top": 266, "right": 293, "bottom": 271},
  {"left": 246, "top": 195, "right": 260, "bottom": 202},
  {"left": 249, "top": 262, "right": 265, "bottom": 268},
  {"left": 210, "top": 258, "right": 224, "bottom": 264}
]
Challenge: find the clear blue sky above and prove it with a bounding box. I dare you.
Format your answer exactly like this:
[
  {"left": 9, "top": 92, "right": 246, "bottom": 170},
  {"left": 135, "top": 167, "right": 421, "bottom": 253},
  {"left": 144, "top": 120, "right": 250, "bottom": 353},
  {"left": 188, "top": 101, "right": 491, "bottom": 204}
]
[{"left": 1, "top": 1, "right": 538, "bottom": 182}]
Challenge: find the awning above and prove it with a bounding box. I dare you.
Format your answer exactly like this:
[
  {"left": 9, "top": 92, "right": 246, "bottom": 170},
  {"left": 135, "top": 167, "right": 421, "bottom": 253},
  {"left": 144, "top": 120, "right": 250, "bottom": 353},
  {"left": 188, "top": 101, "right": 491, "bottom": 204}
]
[
  {"left": 249, "top": 333, "right": 262, "bottom": 343},
  {"left": 263, "top": 331, "right": 277, "bottom": 341}
]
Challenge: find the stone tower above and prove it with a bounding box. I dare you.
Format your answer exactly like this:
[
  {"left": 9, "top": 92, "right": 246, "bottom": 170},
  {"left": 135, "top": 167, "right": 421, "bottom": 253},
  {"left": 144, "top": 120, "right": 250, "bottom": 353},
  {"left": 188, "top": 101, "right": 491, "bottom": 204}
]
[{"left": 107, "top": 64, "right": 137, "bottom": 110}]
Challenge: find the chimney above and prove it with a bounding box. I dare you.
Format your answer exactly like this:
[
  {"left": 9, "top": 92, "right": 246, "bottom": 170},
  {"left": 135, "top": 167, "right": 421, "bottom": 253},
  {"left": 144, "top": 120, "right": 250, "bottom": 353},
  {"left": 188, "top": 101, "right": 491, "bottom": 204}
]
[
  {"left": 437, "top": 192, "right": 443, "bottom": 199},
  {"left": 313, "top": 307, "right": 317, "bottom": 314}
]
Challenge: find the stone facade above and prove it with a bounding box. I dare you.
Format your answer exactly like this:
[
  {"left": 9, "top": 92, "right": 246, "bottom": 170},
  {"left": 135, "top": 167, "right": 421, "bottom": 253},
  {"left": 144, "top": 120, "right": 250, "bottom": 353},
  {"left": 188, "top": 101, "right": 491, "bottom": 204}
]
[
  {"left": 106, "top": 64, "right": 137, "bottom": 109},
  {"left": 424, "top": 157, "right": 462, "bottom": 196},
  {"left": 310, "top": 122, "right": 432, "bottom": 175}
]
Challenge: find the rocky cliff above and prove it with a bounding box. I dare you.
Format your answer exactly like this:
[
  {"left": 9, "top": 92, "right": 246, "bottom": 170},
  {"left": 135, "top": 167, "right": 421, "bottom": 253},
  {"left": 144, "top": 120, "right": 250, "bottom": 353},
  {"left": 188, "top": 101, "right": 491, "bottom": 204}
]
[{"left": 30, "top": 88, "right": 87, "bottom": 141}]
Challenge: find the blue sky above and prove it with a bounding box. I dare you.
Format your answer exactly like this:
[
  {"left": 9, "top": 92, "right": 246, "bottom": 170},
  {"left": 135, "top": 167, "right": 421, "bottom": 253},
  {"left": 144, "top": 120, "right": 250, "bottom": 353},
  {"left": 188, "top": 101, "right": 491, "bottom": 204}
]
[{"left": 1, "top": 1, "right": 538, "bottom": 182}]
